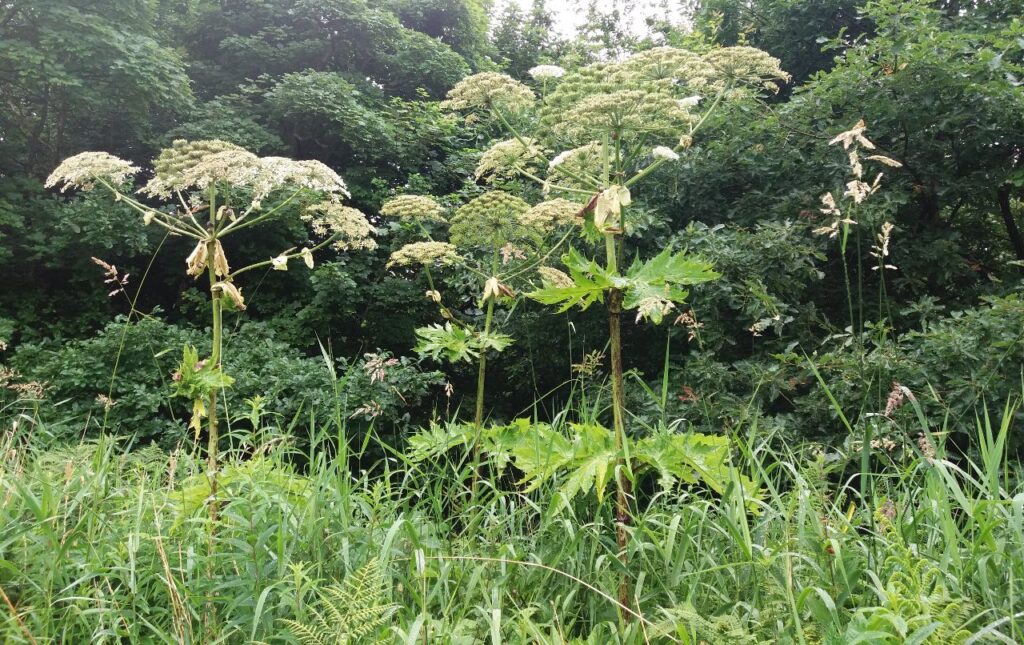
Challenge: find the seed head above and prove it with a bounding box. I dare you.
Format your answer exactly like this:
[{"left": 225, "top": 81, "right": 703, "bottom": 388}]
[
  {"left": 387, "top": 241, "right": 460, "bottom": 269},
  {"left": 380, "top": 195, "right": 446, "bottom": 223},
  {"left": 303, "top": 203, "right": 376, "bottom": 251},
  {"left": 449, "top": 191, "right": 532, "bottom": 249}
]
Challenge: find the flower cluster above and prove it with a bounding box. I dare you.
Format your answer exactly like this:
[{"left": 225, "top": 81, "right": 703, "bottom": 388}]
[
  {"left": 45, "top": 152, "right": 140, "bottom": 192},
  {"left": 652, "top": 146, "right": 680, "bottom": 161},
  {"left": 617, "top": 47, "right": 716, "bottom": 89},
  {"left": 871, "top": 221, "right": 897, "bottom": 271},
  {"left": 814, "top": 121, "right": 902, "bottom": 237},
  {"left": 141, "top": 140, "right": 348, "bottom": 207},
  {"left": 441, "top": 72, "right": 535, "bottom": 112},
  {"left": 547, "top": 88, "right": 693, "bottom": 143},
  {"left": 546, "top": 143, "right": 602, "bottom": 192},
  {"left": 634, "top": 296, "right": 675, "bottom": 324},
  {"left": 474, "top": 138, "right": 542, "bottom": 181},
  {"left": 528, "top": 65, "right": 566, "bottom": 81},
  {"left": 537, "top": 266, "right": 574, "bottom": 288},
  {"left": 254, "top": 157, "right": 349, "bottom": 202},
  {"left": 387, "top": 241, "right": 460, "bottom": 269},
  {"left": 812, "top": 192, "right": 856, "bottom": 238},
  {"left": 702, "top": 46, "right": 789, "bottom": 93},
  {"left": 302, "top": 203, "right": 376, "bottom": 251},
  {"left": 518, "top": 198, "right": 582, "bottom": 231},
  {"left": 142, "top": 139, "right": 255, "bottom": 198},
  {"left": 380, "top": 195, "right": 446, "bottom": 223},
  {"left": 536, "top": 45, "right": 786, "bottom": 145},
  {"left": 448, "top": 191, "right": 532, "bottom": 248}
]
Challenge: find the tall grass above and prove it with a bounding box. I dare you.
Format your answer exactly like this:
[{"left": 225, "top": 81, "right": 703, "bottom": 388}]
[{"left": 0, "top": 377, "right": 1021, "bottom": 643}]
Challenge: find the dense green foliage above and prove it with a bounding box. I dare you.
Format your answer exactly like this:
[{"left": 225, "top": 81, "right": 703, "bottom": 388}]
[{"left": 1, "top": 0, "right": 1023, "bottom": 641}]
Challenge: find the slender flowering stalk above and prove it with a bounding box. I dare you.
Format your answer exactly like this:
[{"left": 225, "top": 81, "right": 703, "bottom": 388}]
[{"left": 813, "top": 120, "right": 902, "bottom": 336}]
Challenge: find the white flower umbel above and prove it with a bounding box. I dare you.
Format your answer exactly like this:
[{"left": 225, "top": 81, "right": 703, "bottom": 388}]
[
  {"left": 441, "top": 72, "right": 535, "bottom": 112},
  {"left": 652, "top": 146, "right": 680, "bottom": 161},
  {"left": 45, "top": 152, "right": 140, "bottom": 192},
  {"left": 548, "top": 150, "right": 574, "bottom": 169},
  {"left": 678, "top": 96, "right": 702, "bottom": 108},
  {"left": 302, "top": 203, "right": 376, "bottom": 251},
  {"left": 529, "top": 65, "right": 566, "bottom": 81},
  {"left": 141, "top": 140, "right": 348, "bottom": 208}
]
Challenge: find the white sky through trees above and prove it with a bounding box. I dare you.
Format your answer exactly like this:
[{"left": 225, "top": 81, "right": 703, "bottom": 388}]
[{"left": 496, "top": 0, "right": 691, "bottom": 38}]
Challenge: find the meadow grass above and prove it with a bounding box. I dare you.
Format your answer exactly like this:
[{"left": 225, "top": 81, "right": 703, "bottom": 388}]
[{"left": 0, "top": 382, "right": 1020, "bottom": 644}]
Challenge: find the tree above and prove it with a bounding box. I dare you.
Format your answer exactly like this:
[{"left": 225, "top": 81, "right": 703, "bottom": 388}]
[
  {"left": 0, "top": 0, "right": 192, "bottom": 176},
  {"left": 492, "top": 0, "right": 561, "bottom": 79},
  {"left": 694, "top": 0, "right": 870, "bottom": 85},
  {"left": 174, "top": 0, "right": 470, "bottom": 100}
]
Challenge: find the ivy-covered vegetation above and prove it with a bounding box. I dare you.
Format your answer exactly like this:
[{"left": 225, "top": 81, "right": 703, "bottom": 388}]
[{"left": 1, "top": 0, "right": 1023, "bottom": 642}]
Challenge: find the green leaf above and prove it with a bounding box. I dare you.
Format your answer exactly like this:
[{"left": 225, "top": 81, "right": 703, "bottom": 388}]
[
  {"left": 635, "top": 432, "right": 760, "bottom": 507},
  {"left": 477, "top": 331, "right": 514, "bottom": 353},
  {"left": 414, "top": 324, "right": 515, "bottom": 364},
  {"left": 621, "top": 247, "right": 719, "bottom": 322},
  {"left": 527, "top": 247, "right": 616, "bottom": 312},
  {"left": 510, "top": 422, "right": 617, "bottom": 517},
  {"left": 626, "top": 246, "right": 719, "bottom": 286},
  {"left": 170, "top": 345, "right": 234, "bottom": 403}
]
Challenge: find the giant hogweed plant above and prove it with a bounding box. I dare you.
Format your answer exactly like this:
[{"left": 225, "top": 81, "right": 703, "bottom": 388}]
[
  {"left": 382, "top": 191, "right": 582, "bottom": 481},
  {"left": 46, "top": 140, "right": 374, "bottom": 523},
  {"left": 439, "top": 47, "right": 788, "bottom": 610}
]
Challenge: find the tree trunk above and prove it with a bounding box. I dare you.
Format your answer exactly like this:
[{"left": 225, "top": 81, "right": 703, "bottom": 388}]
[{"left": 997, "top": 186, "right": 1024, "bottom": 262}]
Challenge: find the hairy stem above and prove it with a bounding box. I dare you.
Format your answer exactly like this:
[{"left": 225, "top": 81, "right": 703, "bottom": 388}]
[
  {"left": 470, "top": 252, "right": 499, "bottom": 495},
  {"left": 607, "top": 286, "right": 631, "bottom": 617},
  {"left": 202, "top": 185, "right": 223, "bottom": 635},
  {"left": 604, "top": 229, "right": 632, "bottom": 618}
]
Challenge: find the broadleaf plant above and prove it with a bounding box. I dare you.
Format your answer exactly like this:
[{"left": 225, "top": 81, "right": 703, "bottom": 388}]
[
  {"left": 383, "top": 190, "right": 581, "bottom": 489},
  {"left": 408, "top": 418, "right": 760, "bottom": 519},
  {"left": 440, "top": 46, "right": 787, "bottom": 612}
]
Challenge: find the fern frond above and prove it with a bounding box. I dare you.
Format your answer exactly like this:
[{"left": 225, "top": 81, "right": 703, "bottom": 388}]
[{"left": 281, "top": 558, "right": 396, "bottom": 645}]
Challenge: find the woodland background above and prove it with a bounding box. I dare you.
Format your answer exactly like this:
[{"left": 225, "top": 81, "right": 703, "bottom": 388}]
[{"left": 2, "top": 0, "right": 1024, "bottom": 455}]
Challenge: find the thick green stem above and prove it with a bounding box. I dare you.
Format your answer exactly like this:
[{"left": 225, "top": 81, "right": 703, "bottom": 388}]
[
  {"left": 474, "top": 297, "right": 496, "bottom": 432},
  {"left": 205, "top": 187, "right": 222, "bottom": 527},
  {"left": 470, "top": 252, "right": 499, "bottom": 495},
  {"left": 202, "top": 186, "right": 223, "bottom": 635},
  {"left": 207, "top": 272, "right": 222, "bottom": 525},
  {"left": 840, "top": 224, "right": 855, "bottom": 337},
  {"left": 607, "top": 286, "right": 631, "bottom": 616},
  {"left": 603, "top": 227, "right": 632, "bottom": 617}
]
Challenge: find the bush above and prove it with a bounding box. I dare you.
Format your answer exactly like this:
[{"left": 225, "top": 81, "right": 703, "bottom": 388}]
[{"left": 11, "top": 316, "right": 444, "bottom": 447}]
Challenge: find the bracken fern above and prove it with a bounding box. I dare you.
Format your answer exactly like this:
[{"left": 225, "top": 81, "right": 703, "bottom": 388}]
[{"left": 281, "top": 558, "right": 397, "bottom": 645}]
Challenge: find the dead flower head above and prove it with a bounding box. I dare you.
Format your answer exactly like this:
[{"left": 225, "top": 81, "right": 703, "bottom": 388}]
[
  {"left": 829, "top": 119, "right": 876, "bottom": 151},
  {"left": 883, "top": 381, "right": 915, "bottom": 418}
]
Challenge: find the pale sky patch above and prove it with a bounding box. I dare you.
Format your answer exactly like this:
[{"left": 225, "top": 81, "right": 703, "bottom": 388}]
[{"left": 495, "top": 0, "right": 692, "bottom": 39}]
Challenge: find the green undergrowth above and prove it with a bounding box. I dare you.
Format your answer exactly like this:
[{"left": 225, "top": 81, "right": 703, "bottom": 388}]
[{"left": 0, "top": 394, "right": 1021, "bottom": 644}]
